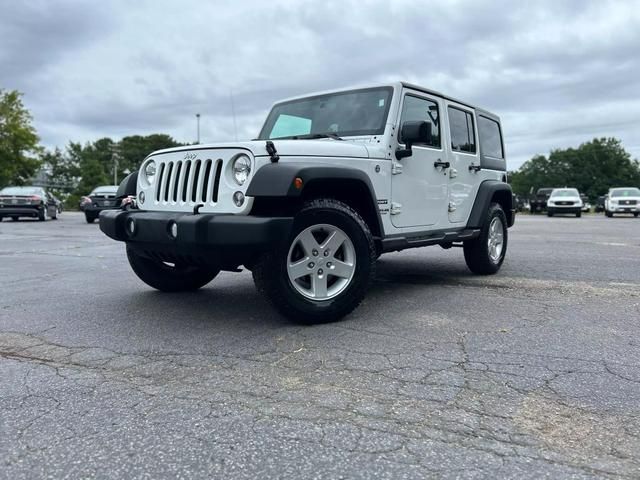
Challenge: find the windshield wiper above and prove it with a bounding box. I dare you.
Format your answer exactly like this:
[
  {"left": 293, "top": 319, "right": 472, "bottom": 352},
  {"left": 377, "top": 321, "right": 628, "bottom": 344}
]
[{"left": 291, "top": 133, "right": 344, "bottom": 141}]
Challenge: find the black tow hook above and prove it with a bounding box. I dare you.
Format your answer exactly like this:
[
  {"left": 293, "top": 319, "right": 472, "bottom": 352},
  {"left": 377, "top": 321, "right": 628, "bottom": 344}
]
[{"left": 193, "top": 203, "right": 204, "bottom": 214}]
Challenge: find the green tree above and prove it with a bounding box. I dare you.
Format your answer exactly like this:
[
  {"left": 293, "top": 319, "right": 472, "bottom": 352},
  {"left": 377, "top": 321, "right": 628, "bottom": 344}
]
[
  {"left": 42, "top": 133, "right": 183, "bottom": 209},
  {"left": 510, "top": 138, "right": 640, "bottom": 200},
  {"left": 0, "top": 89, "right": 41, "bottom": 187}
]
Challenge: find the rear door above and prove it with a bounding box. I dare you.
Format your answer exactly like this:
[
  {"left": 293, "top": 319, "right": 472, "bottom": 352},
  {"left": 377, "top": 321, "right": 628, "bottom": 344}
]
[
  {"left": 390, "top": 90, "right": 448, "bottom": 228},
  {"left": 445, "top": 103, "right": 480, "bottom": 224}
]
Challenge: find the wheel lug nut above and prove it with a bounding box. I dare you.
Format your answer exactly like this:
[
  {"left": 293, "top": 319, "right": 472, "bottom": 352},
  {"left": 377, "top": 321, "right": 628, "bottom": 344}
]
[
  {"left": 327, "top": 262, "right": 332, "bottom": 267},
  {"left": 308, "top": 262, "right": 315, "bottom": 268},
  {"left": 312, "top": 249, "right": 318, "bottom": 256},
  {"left": 324, "top": 250, "right": 330, "bottom": 256},
  {"left": 318, "top": 269, "right": 324, "bottom": 275}
]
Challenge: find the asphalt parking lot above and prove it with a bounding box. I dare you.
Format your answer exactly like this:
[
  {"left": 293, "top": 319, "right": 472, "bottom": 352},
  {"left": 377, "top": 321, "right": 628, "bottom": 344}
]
[{"left": 1, "top": 212, "right": 639, "bottom": 479}]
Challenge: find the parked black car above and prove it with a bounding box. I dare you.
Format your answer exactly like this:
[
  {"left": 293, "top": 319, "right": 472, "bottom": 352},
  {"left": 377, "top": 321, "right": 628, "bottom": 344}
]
[
  {"left": 0, "top": 186, "right": 59, "bottom": 221},
  {"left": 530, "top": 187, "right": 554, "bottom": 214},
  {"left": 80, "top": 185, "right": 121, "bottom": 223},
  {"left": 594, "top": 195, "right": 606, "bottom": 213}
]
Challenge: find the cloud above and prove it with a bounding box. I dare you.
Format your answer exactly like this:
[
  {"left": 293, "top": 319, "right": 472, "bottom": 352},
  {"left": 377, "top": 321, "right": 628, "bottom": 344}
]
[{"left": 1, "top": 0, "right": 639, "bottom": 168}]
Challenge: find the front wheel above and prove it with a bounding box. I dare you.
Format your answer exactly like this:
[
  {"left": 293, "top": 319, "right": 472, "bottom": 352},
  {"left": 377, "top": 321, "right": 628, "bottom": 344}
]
[
  {"left": 463, "top": 203, "right": 507, "bottom": 275},
  {"left": 606, "top": 210, "right": 613, "bottom": 218},
  {"left": 252, "top": 198, "right": 376, "bottom": 324},
  {"left": 85, "top": 212, "right": 96, "bottom": 224},
  {"left": 634, "top": 213, "right": 639, "bottom": 218},
  {"left": 126, "top": 246, "right": 220, "bottom": 292},
  {"left": 576, "top": 211, "right": 581, "bottom": 218}
]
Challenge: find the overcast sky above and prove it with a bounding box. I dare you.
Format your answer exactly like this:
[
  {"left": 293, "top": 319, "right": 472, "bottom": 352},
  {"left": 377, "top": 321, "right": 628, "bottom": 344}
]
[{"left": 1, "top": 0, "right": 639, "bottom": 169}]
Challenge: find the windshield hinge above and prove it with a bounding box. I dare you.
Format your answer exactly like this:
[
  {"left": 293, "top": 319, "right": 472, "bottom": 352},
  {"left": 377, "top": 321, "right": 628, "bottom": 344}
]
[
  {"left": 265, "top": 141, "right": 279, "bottom": 163},
  {"left": 391, "top": 162, "right": 403, "bottom": 175},
  {"left": 390, "top": 202, "right": 402, "bottom": 215}
]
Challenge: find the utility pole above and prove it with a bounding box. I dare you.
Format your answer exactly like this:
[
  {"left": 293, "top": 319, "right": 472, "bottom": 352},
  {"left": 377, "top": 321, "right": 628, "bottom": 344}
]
[
  {"left": 110, "top": 143, "right": 121, "bottom": 186},
  {"left": 196, "top": 113, "right": 201, "bottom": 144}
]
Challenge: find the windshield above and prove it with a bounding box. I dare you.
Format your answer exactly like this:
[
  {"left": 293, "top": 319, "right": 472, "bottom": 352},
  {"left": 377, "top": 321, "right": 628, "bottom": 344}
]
[
  {"left": 259, "top": 87, "right": 393, "bottom": 140},
  {"left": 91, "top": 186, "right": 118, "bottom": 195},
  {"left": 551, "top": 189, "right": 579, "bottom": 197},
  {"left": 0, "top": 186, "right": 44, "bottom": 196},
  {"left": 611, "top": 188, "right": 640, "bottom": 197}
]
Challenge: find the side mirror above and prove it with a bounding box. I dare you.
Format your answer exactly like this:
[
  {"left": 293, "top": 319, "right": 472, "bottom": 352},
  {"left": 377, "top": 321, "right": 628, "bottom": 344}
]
[{"left": 396, "top": 121, "right": 432, "bottom": 160}]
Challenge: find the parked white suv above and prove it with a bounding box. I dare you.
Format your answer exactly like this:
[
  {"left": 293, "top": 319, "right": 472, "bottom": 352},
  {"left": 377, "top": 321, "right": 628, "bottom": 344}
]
[
  {"left": 605, "top": 187, "right": 640, "bottom": 217},
  {"left": 547, "top": 188, "right": 583, "bottom": 217},
  {"left": 100, "top": 82, "right": 514, "bottom": 323}
]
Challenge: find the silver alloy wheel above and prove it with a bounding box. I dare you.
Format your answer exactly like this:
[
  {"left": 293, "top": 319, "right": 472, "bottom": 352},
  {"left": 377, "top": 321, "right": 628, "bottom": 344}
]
[
  {"left": 487, "top": 216, "right": 504, "bottom": 263},
  {"left": 287, "top": 223, "right": 356, "bottom": 301}
]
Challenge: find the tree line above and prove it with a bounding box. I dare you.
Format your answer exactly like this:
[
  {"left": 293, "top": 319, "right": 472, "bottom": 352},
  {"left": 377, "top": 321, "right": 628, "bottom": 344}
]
[
  {"left": 1, "top": 88, "right": 183, "bottom": 207},
  {"left": 509, "top": 138, "right": 640, "bottom": 200},
  {"left": 2, "top": 88, "right": 640, "bottom": 207}
]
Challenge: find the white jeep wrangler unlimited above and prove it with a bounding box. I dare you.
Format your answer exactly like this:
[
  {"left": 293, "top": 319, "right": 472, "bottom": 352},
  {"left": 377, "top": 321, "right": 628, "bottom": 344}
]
[{"left": 101, "top": 82, "right": 514, "bottom": 323}]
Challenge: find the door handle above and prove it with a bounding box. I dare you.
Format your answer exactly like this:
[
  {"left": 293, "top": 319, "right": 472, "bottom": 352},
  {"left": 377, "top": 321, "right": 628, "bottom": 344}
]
[
  {"left": 469, "top": 164, "right": 481, "bottom": 172},
  {"left": 434, "top": 160, "right": 450, "bottom": 169}
]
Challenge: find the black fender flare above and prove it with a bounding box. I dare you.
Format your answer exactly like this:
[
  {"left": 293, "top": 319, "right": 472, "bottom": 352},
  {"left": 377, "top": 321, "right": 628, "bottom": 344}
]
[
  {"left": 467, "top": 180, "right": 515, "bottom": 228},
  {"left": 247, "top": 162, "right": 383, "bottom": 237},
  {"left": 116, "top": 171, "right": 138, "bottom": 199}
]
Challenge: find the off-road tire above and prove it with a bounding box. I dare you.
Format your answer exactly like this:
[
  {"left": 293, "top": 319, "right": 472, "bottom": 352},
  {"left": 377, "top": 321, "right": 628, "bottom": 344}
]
[
  {"left": 463, "top": 202, "right": 508, "bottom": 275},
  {"left": 126, "top": 245, "right": 220, "bottom": 292},
  {"left": 85, "top": 212, "right": 96, "bottom": 224},
  {"left": 252, "top": 198, "right": 376, "bottom": 324}
]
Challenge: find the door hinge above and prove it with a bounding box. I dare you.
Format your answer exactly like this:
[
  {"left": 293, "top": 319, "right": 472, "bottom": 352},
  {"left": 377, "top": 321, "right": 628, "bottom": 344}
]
[
  {"left": 449, "top": 168, "right": 458, "bottom": 179},
  {"left": 448, "top": 202, "right": 456, "bottom": 212},
  {"left": 391, "top": 162, "right": 403, "bottom": 175},
  {"left": 390, "top": 202, "right": 402, "bottom": 215}
]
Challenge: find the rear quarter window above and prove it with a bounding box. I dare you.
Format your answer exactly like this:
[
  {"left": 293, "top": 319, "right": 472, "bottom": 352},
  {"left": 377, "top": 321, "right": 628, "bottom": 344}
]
[{"left": 478, "top": 116, "right": 503, "bottom": 159}]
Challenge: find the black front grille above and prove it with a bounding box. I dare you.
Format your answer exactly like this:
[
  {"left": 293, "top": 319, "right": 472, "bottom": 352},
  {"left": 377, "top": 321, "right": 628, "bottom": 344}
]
[
  {"left": 556, "top": 201, "right": 574, "bottom": 206},
  {"left": 155, "top": 159, "right": 223, "bottom": 204},
  {"left": 619, "top": 200, "right": 637, "bottom": 205}
]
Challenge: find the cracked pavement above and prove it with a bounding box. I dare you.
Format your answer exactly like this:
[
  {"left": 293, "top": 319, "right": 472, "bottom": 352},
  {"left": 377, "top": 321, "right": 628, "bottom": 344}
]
[{"left": 1, "top": 213, "right": 639, "bottom": 479}]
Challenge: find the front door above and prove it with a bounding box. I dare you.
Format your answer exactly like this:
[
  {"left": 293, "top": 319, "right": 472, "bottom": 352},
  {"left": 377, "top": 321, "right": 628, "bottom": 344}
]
[{"left": 391, "top": 91, "right": 448, "bottom": 228}]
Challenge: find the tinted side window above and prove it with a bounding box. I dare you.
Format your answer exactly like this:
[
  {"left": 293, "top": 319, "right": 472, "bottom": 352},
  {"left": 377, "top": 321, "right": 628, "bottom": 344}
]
[
  {"left": 478, "top": 116, "right": 503, "bottom": 159},
  {"left": 399, "top": 95, "right": 440, "bottom": 148},
  {"left": 448, "top": 107, "right": 476, "bottom": 153}
]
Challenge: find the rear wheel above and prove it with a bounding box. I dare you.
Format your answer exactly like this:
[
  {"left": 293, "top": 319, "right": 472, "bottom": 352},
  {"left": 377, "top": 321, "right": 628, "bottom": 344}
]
[
  {"left": 38, "top": 205, "right": 47, "bottom": 221},
  {"left": 126, "top": 246, "right": 220, "bottom": 292},
  {"left": 252, "top": 198, "right": 376, "bottom": 324},
  {"left": 464, "top": 203, "right": 507, "bottom": 275}
]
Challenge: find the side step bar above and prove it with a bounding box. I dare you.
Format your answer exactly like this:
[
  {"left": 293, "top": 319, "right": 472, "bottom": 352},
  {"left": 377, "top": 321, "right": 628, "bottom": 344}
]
[{"left": 380, "top": 228, "right": 481, "bottom": 253}]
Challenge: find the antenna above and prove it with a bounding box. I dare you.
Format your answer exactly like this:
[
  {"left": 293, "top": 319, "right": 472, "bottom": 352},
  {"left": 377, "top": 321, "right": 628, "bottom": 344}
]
[{"left": 229, "top": 89, "right": 238, "bottom": 141}]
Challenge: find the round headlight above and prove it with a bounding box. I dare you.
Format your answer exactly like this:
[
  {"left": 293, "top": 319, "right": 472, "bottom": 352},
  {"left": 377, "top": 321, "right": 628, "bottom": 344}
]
[
  {"left": 144, "top": 160, "right": 157, "bottom": 184},
  {"left": 232, "top": 155, "right": 251, "bottom": 185}
]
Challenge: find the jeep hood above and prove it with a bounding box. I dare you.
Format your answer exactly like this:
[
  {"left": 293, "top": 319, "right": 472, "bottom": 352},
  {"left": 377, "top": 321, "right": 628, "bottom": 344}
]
[{"left": 149, "top": 139, "right": 384, "bottom": 160}]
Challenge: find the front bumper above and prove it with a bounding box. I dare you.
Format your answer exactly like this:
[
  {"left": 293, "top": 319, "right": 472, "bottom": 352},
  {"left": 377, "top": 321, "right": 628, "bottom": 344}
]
[
  {"left": 0, "top": 206, "right": 41, "bottom": 217},
  {"left": 81, "top": 204, "right": 120, "bottom": 213},
  {"left": 547, "top": 206, "right": 581, "bottom": 214},
  {"left": 609, "top": 205, "right": 639, "bottom": 213},
  {"left": 99, "top": 209, "right": 293, "bottom": 266}
]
